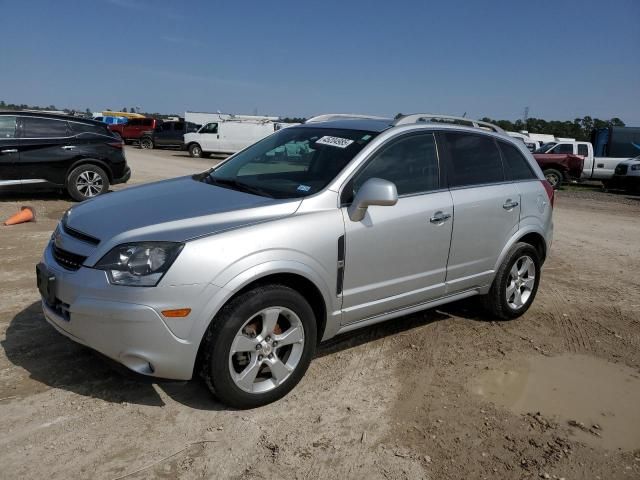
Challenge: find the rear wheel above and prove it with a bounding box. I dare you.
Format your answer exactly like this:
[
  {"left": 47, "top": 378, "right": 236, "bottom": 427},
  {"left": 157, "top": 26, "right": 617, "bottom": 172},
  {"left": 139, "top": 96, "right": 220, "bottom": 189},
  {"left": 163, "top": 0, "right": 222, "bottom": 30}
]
[
  {"left": 66, "top": 164, "right": 110, "bottom": 201},
  {"left": 481, "top": 242, "right": 541, "bottom": 320},
  {"left": 543, "top": 168, "right": 563, "bottom": 189},
  {"left": 139, "top": 137, "right": 154, "bottom": 149},
  {"left": 200, "top": 285, "right": 317, "bottom": 408},
  {"left": 189, "top": 143, "right": 203, "bottom": 158}
]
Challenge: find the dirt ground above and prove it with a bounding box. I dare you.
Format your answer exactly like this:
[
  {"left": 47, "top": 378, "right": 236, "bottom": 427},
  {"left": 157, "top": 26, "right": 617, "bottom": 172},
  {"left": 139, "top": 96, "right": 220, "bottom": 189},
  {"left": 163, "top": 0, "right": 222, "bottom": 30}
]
[{"left": 1, "top": 147, "right": 639, "bottom": 480}]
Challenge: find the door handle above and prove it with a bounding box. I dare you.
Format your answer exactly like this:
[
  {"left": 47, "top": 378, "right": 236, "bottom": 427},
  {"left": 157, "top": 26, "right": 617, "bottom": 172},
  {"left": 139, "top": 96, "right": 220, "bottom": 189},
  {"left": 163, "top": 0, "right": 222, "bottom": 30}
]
[
  {"left": 61, "top": 145, "right": 76, "bottom": 150},
  {"left": 429, "top": 211, "right": 452, "bottom": 224},
  {"left": 1, "top": 149, "right": 18, "bottom": 153},
  {"left": 503, "top": 199, "right": 519, "bottom": 210}
]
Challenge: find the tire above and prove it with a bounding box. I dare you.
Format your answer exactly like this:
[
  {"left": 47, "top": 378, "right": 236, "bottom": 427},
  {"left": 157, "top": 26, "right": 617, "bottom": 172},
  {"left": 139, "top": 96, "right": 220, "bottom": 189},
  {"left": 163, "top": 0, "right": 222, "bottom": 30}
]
[
  {"left": 543, "top": 169, "right": 563, "bottom": 190},
  {"left": 189, "top": 143, "right": 203, "bottom": 158},
  {"left": 66, "top": 164, "right": 110, "bottom": 201},
  {"left": 200, "top": 285, "right": 317, "bottom": 409},
  {"left": 139, "top": 137, "right": 154, "bottom": 149},
  {"left": 481, "top": 242, "right": 541, "bottom": 320}
]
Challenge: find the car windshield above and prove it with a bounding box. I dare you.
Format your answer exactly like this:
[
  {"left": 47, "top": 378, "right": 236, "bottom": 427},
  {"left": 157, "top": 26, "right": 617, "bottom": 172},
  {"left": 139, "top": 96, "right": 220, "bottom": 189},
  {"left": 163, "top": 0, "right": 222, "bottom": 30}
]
[
  {"left": 535, "top": 142, "right": 556, "bottom": 153},
  {"left": 202, "top": 127, "right": 378, "bottom": 199}
]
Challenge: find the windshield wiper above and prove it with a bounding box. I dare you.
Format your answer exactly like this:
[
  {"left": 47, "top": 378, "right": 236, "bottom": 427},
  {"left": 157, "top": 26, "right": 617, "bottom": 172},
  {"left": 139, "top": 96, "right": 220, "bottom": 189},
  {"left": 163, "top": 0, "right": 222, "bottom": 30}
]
[{"left": 207, "top": 176, "right": 275, "bottom": 198}]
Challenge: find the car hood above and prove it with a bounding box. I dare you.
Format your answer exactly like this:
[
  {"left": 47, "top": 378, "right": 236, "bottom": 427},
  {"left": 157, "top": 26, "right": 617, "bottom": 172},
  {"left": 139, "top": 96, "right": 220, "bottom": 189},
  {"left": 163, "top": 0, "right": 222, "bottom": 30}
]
[{"left": 64, "top": 176, "right": 301, "bottom": 246}]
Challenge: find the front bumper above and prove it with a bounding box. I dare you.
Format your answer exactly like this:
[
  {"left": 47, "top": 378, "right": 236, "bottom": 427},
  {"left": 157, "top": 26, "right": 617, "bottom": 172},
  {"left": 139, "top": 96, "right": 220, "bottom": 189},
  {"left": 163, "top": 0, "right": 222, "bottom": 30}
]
[
  {"left": 608, "top": 174, "right": 640, "bottom": 191},
  {"left": 39, "top": 241, "right": 218, "bottom": 380}
]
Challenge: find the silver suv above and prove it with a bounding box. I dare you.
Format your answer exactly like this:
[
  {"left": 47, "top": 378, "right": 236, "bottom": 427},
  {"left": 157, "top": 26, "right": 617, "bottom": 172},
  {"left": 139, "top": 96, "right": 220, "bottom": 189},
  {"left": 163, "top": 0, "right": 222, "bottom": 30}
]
[{"left": 38, "top": 114, "right": 554, "bottom": 408}]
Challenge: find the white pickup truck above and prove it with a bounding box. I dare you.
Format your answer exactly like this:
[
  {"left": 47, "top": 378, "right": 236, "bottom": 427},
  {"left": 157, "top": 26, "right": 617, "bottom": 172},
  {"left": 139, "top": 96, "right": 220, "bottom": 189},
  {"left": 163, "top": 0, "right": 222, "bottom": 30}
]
[{"left": 534, "top": 140, "right": 627, "bottom": 183}]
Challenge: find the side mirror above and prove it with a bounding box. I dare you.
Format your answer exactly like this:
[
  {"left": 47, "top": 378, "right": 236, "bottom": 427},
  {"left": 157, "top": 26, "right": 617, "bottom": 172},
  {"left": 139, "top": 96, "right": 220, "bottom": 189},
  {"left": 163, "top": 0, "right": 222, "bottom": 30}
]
[{"left": 347, "top": 178, "right": 398, "bottom": 222}]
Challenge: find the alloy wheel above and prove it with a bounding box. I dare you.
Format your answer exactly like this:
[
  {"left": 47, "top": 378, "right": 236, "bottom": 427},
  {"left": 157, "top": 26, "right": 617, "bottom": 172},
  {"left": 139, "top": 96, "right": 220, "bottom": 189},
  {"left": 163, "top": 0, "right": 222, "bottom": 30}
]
[
  {"left": 506, "top": 255, "right": 535, "bottom": 310},
  {"left": 228, "top": 306, "right": 305, "bottom": 394},
  {"left": 76, "top": 171, "right": 104, "bottom": 198}
]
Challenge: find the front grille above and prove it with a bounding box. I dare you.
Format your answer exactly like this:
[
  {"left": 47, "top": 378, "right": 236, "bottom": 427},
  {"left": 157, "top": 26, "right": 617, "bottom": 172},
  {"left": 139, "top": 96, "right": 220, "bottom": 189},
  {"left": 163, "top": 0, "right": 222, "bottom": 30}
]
[
  {"left": 52, "top": 245, "right": 87, "bottom": 271},
  {"left": 615, "top": 164, "right": 628, "bottom": 175},
  {"left": 62, "top": 223, "right": 100, "bottom": 245}
]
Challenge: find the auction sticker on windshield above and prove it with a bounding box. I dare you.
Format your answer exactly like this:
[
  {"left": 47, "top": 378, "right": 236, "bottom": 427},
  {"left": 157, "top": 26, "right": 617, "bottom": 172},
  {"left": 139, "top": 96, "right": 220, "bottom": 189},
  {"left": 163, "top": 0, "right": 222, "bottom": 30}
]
[{"left": 316, "top": 136, "right": 354, "bottom": 149}]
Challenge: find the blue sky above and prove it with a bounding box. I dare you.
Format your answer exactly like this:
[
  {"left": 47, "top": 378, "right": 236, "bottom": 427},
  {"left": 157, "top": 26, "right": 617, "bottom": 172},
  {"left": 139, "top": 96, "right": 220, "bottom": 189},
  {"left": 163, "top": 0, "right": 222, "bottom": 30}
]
[{"left": 1, "top": 0, "right": 639, "bottom": 123}]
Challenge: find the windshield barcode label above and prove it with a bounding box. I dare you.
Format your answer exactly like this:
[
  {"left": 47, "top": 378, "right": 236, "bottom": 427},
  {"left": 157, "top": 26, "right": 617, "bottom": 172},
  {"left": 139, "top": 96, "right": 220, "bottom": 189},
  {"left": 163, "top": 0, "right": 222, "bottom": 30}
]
[{"left": 316, "top": 136, "right": 354, "bottom": 149}]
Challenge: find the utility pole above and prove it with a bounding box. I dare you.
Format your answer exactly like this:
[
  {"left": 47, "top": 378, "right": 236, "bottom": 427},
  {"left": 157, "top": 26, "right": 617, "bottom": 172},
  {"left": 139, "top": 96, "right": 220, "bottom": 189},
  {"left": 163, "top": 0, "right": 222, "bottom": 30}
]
[{"left": 523, "top": 106, "right": 529, "bottom": 124}]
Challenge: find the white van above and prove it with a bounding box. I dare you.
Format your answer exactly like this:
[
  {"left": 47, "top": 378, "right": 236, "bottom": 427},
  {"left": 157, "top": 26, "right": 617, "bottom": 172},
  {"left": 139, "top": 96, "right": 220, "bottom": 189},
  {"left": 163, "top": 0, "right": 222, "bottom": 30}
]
[{"left": 184, "top": 120, "right": 276, "bottom": 157}]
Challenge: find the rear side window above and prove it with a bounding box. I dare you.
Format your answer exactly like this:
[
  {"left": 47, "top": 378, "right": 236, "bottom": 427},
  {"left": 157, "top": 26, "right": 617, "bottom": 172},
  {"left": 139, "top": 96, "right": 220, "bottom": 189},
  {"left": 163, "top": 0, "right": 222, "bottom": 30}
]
[
  {"left": 0, "top": 116, "right": 17, "bottom": 138},
  {"left": 577, "top": 144, "right": 588, "bottom": 156},
  {"left": 22, "top": 117, "right": 70, "bottom": 138},
  {"left": 443, "top": 133, "right": 504, "bottom": 187},
  {"left": 499, "top": 141, "right": 537, "bottom": 180},
  {"left": 128, "top": 119, "right": 142, "bottom": 126},
  {"left": 353, "top": 133, "right": 440, "bottom": 196},
  {"left": 143, "top": 119, "right": 153, "bottom": 127},
  {"left": 69, "top": 121, "right": 110, "bottom": 136}
]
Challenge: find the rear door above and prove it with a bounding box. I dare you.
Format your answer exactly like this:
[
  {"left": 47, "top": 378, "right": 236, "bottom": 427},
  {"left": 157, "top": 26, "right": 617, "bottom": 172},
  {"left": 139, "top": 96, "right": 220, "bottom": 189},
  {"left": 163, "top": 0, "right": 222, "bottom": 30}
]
[
  {"left": 18, "top": 116, "right": 74, "bottom": 186},
  {"left": 440, "top": 132, "right": 521, "bottom": 293},
  {"left": 169, "top": 122, "right": 185, "bottom": 146},
  {"left": 0, "top": 115, "right": 21, "bottom": 185}
]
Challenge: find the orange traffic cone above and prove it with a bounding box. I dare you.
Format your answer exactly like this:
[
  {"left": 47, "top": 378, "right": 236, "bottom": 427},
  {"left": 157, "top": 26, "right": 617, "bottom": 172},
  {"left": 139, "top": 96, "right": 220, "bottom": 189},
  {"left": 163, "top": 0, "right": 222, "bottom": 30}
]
[{"left": 4, "top": 206, "right": 36, "bottom": 226}]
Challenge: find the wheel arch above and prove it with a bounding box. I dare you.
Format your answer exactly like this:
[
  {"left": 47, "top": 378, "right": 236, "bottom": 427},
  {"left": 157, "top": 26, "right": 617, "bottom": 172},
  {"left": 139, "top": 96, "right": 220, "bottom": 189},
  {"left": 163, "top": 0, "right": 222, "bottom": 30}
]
[
  {"left": 494, "top": 227, "right": 549, "bottom": 273},
  {"left": 192, "top": 265, "right": 331, "bottom": 377},
  {"left": 65, "top": 158, "right": 114, "bottom": 184}
]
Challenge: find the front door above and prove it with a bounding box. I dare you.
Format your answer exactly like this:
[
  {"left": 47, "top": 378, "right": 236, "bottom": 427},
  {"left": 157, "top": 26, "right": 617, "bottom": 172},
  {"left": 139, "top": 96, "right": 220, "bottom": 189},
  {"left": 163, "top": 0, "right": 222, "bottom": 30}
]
[
  {"left": 340, "top": 133, "right": 453, "bottom": 325},
  {"left": 439, "top": 132, "right": 521, "bottom": 293},
  {"left": 198, "top": 122, "right": 220, "bottom": 151}
]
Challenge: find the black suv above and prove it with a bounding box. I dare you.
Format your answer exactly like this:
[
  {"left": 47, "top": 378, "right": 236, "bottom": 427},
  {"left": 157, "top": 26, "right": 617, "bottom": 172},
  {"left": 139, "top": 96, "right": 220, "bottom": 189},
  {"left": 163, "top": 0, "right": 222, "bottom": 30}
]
[
  {"left": 0, "top": 112, "right": 130, "bottom": 201},
  {"left": 139, "top": 120, "right": 200, "bottom": 150}
]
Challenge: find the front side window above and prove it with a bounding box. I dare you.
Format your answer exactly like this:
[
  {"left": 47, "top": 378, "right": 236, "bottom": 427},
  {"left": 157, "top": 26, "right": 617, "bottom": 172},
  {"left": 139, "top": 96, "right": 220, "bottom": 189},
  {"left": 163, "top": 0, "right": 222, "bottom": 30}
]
[
  {"left": 550, "top": 143, "right": 573, "bottom": 154},
  {"left": 499, "top": 141, "right": 536, "bottom": 181},
  {"left": 0, "top": 116, "right": 17, "bottom": 138},
  {"left": 22, "top": 117, "right": 70, "bottom": 138},
  {"left": 204, "top": 127, "right": 378, "bottom": 198},
  {"left": 443, "top": 133, "right": 504, "bottom": 187},
  {"left": 201, "top": 123, "right": 218, "bottom": 134},
  {"left": 351, "top": 133, "right": 439, "bottom": 197}
]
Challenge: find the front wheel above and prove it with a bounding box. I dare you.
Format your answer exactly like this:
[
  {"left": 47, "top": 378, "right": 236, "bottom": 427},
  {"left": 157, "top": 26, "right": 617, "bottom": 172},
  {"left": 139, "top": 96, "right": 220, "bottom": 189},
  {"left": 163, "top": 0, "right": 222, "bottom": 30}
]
[
  {"left": 189, "top": 143, "right": 203, "bottom": 158},
  {"left": 481, "top": 242, "right": 541, "bottom": 320},
  {"left": 66, "top": 164, "right": 110, "bottom": 201},
  {"left": 543, "top": 168, "right": 563, "bottom": 190},
  {"left": 200, "top": 285, "right": 317, "bottom": 408}
]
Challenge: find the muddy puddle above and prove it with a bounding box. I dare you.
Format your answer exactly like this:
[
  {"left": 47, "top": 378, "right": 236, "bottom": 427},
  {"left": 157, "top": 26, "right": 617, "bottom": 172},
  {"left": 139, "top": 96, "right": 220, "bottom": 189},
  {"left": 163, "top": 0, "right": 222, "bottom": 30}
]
[{"left": 470, "top": 354, "right": 640, "bottom": 451}]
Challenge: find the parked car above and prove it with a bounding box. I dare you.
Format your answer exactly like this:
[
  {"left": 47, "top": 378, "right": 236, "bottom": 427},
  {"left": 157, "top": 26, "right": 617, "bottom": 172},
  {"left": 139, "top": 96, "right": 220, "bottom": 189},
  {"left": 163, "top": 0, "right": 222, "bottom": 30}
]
[
  {"left": 0, "top": 111, "right": 130, "bottom": 201},
  {"left": 532, "top": 151, "right": 585, "bottom": 189},
  {"left": 109, "top": 117, "right": 161, "bottom": 144},
  {"left": 37, "top": 113, "right": 553, "bottom": 408},
  {"left": 139, "top": 121, "right": 201, "bottom": 150},
  {"left": 184, "top": 119, "right": 277, "bottom": 157},
  {"left": 608, "top": 156, "right": 640, "bottom": 193}
]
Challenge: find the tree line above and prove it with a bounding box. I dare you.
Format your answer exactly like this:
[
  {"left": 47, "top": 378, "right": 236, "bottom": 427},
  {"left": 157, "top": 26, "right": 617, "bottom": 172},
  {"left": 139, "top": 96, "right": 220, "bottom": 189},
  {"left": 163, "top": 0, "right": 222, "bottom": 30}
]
[{"left": 1, "top": 101, "right": 627, "bottom": 139}]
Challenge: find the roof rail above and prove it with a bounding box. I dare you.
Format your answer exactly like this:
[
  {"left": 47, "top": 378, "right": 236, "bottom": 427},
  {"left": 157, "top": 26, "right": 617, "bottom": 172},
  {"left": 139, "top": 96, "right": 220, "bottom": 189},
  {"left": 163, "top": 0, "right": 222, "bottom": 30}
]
[
  {"left": 305, "top": 114, "right": 390, "bottom": 124},
  {"left": 393, "top": 114, "right": 504, "bottom": 133}
]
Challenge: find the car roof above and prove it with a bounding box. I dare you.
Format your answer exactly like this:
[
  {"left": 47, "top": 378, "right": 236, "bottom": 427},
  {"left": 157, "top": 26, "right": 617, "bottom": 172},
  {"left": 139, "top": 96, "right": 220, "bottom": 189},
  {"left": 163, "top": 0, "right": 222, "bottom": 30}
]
[
  {"left": 296, "top": 118, "right": 394, "bottom": 133},
  {"left": 0, "top": 110, "right": 104, "bottom": 125}
]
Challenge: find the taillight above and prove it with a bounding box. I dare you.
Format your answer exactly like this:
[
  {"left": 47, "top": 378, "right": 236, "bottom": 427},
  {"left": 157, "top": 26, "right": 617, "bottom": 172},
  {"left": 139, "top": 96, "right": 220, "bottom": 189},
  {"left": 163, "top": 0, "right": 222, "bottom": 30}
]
[{"left": 541, "top": 180, "right": 554, "bottom": 208}]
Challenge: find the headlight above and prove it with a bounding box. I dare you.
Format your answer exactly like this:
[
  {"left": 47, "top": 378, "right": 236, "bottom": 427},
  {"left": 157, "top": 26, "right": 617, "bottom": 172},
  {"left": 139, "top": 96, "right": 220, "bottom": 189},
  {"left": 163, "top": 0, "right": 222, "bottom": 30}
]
[
  {"left": 95, "top": 242, "right": 184, "bottom": 286},
  {"left": 631, "top": 164, "right": 640, "bottom": 171}
]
